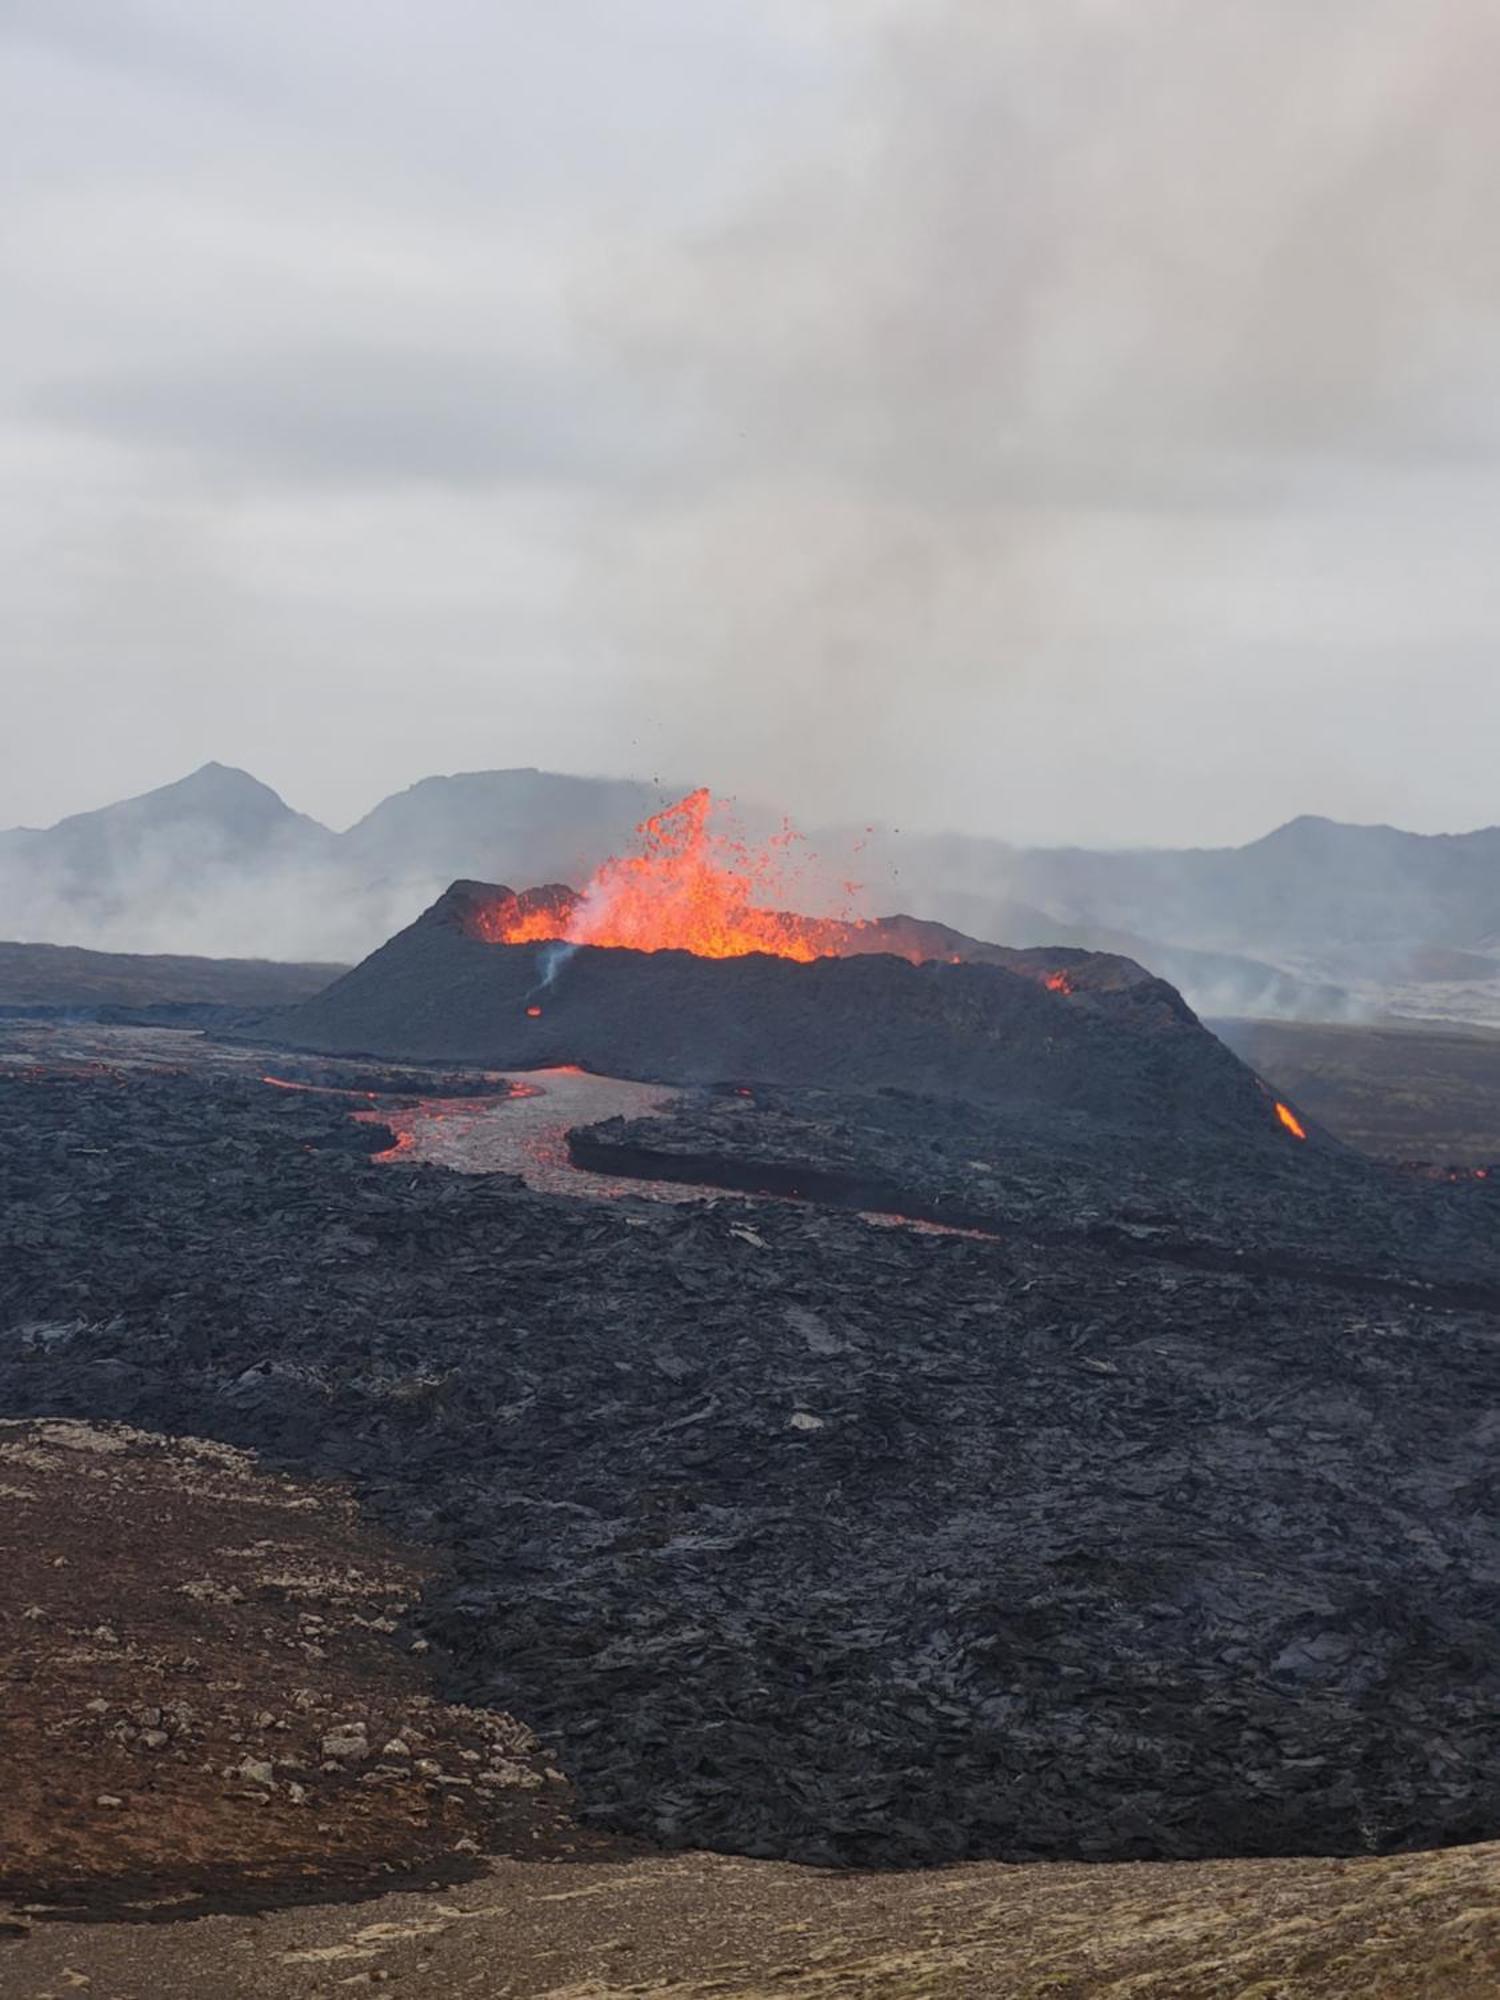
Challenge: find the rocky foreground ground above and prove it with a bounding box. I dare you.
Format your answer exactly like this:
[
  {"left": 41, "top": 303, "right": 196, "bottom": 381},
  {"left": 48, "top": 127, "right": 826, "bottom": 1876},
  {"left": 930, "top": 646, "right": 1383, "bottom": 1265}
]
[
  {"left": 4, "top": 1422, "right": 1499, "bottom": 2000},
  {"left": 0, "top": 1419, "right": 591, "bottom": 1918}
]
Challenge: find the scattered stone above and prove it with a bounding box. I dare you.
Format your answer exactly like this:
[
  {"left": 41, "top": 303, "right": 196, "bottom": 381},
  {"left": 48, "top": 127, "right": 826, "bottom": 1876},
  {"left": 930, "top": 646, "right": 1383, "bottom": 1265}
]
[{"left": 320, "top": 1726, "right": 369, "bottom": 1763}]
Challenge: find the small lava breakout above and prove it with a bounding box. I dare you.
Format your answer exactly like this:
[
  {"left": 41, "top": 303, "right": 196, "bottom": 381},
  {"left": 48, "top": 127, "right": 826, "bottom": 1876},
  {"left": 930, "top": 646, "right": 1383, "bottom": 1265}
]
[{"left": 1275, "top": 1100, "right": 1309, "bottom": 1141}]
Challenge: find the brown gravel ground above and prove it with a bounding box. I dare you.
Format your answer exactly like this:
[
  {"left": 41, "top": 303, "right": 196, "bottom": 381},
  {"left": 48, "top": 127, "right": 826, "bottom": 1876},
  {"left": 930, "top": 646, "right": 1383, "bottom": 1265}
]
[
  {"left": 0, "top": 1419, "right": 608, "bottom": 1919},
  {"left": 2, "top": 1421, "right": 1498, "bottom": 1999},
  {"left": 6, "top": 1838, "right": 1500, "bottom": 1999}
]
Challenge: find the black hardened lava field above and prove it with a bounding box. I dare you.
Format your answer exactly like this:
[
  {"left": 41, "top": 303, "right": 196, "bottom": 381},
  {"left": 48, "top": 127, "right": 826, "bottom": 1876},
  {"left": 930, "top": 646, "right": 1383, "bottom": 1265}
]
[{"left": 5, "top": 955, "right": 1500, "bottom": 1869}]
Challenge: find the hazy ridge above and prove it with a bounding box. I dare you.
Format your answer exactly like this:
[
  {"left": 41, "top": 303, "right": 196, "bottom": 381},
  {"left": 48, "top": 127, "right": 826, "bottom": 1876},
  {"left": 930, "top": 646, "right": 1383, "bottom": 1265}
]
[{"left": 4, "top": 764, "right": 1499, "bottom": 1023}]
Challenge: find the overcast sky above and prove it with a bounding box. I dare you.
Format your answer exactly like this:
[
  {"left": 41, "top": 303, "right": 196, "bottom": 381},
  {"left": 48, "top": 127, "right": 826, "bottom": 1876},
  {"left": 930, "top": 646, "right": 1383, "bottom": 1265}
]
[{"left": 6, "top": 0, "right": 1500, "bottom": 847}]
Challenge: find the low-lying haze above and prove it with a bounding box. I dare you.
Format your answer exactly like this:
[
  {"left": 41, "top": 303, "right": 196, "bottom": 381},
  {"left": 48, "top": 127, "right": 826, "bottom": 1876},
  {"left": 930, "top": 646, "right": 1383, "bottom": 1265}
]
[{"left": 6, "top": 1, "right": 1500, "bottom": 844}]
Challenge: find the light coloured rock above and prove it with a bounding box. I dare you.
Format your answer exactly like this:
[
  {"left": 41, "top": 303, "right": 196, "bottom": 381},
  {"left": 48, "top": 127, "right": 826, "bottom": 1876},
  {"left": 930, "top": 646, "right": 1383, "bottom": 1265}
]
[
  {"left": 319, "top": 1725, "right": 369, "bottom": 1763},
  {"left": 478, "top": 1761, "right": 544, "bottom": 1790}
]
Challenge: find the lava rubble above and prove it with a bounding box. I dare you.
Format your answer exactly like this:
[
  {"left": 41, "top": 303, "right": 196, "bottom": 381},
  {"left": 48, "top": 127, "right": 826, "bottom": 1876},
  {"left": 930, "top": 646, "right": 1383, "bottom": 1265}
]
[{"left": 4, "top": 1037, "right": 1500, "bottom": 1869}]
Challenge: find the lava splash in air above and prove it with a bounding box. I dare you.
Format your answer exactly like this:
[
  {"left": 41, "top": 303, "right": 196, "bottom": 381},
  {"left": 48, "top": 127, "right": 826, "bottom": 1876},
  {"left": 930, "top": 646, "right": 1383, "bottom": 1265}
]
[{"left": 484, "top": 789, "right": 881, "bottom": 962}]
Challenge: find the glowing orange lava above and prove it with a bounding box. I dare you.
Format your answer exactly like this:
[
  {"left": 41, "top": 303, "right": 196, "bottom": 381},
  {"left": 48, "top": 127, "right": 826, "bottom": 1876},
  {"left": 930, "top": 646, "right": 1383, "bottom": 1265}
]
[
  {"left": 475, "top": 789, "right": 1092, "bottom": 994},
  {"left": 1274, "top": 1101, "right": 1308, "bottom": 1141},
  {"left": 262, "top": 1074, "right": 377, "bottom": 1100},
  {"left": 489, "top": 788, "right": 880, "bottom": 962}
]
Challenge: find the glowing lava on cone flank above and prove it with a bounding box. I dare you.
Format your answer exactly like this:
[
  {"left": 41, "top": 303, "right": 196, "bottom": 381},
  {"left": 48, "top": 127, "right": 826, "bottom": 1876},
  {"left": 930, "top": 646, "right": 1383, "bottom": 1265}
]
[
  {"left": 484, "top": 788, "right": 891, "bottom": 963},
  {"left": 1274, "top": 1101, "right": 1308, "bottom": 1141}
]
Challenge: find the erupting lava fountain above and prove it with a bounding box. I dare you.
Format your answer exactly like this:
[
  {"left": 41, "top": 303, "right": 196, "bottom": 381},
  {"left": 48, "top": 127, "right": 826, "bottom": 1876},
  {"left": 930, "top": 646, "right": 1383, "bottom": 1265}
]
[{"left": 472, "top": 788, "right": 930, "bottom": 964}]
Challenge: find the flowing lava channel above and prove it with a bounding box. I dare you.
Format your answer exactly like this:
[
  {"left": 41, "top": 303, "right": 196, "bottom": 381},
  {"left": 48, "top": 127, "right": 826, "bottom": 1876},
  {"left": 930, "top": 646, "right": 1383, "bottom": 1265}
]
[{"left": 484, "top": 788, "right": 889, "bottom": 962}]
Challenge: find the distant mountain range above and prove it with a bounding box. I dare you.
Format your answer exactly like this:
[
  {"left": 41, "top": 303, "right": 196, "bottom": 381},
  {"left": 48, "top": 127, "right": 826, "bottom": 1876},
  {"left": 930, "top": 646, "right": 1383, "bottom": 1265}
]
[
  {"left": 0, "top": 764, "right": 667, "bottom": 969},
  {"left": 3, "top": 763, "right": 1498, "bottom": 1023}
]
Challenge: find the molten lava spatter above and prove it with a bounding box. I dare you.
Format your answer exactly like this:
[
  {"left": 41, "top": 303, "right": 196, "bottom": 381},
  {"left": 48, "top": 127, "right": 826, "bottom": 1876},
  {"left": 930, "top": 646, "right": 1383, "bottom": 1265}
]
[
  {"left": 489, "top": 789, "right": 882, "bottom": 962},
  {"left": 1274, "top": 1101, "right": 1308, "bottom": 1141},
  {"left": 472, "top": 789, "right": 1094, "bottom": 998}
]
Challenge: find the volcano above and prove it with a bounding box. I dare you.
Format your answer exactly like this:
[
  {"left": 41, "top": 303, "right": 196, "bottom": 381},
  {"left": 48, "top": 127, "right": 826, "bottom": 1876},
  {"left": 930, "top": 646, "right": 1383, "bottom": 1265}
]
[
  {"left": 272, "top": 893, "right": 1304, "bottom": 1151},
  {"left": 269, "top": 791, "right": 1314, "bottom": 1144}
]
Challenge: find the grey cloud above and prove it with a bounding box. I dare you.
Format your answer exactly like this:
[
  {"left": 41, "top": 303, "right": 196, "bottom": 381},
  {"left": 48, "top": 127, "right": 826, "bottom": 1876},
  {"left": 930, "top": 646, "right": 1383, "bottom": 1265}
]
[
  {"left": 31, "top": 349, "right": 698, "bottom": 491},
  {"left": 0, "top": 0, "right": 242, "bottom": 88},
  {"left": 6, "top": 0, "right": 1500, "bottom": 848}
]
